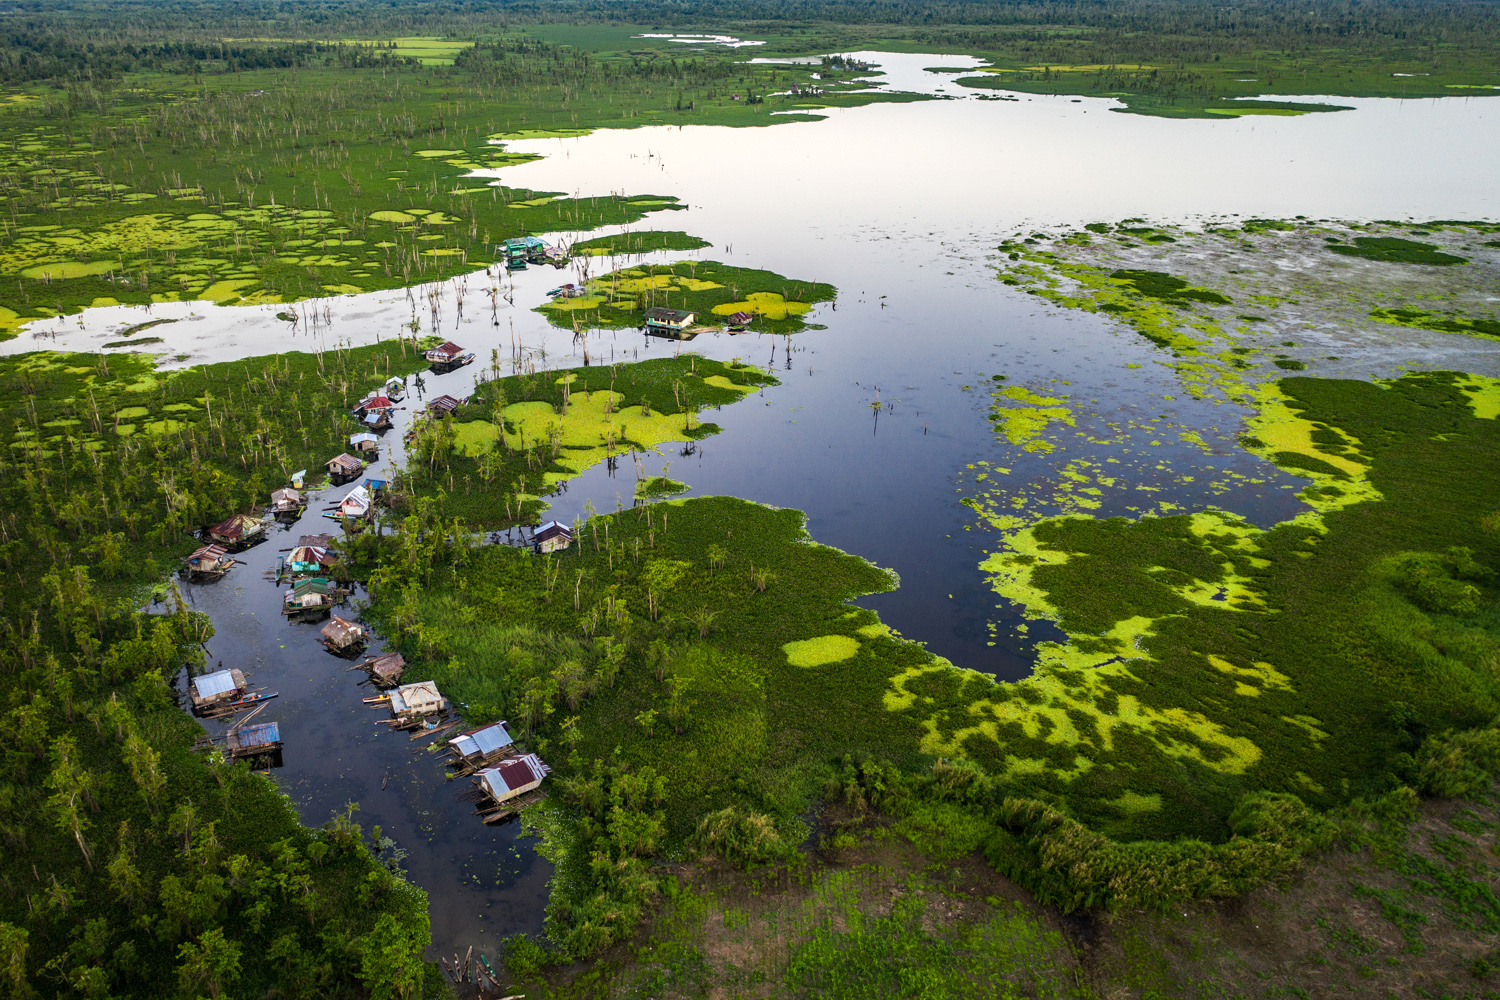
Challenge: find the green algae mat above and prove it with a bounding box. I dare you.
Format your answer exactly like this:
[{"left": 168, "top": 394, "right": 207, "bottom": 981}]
[{"left": 537, "top": 260, "right": 836, "bottom": 334}]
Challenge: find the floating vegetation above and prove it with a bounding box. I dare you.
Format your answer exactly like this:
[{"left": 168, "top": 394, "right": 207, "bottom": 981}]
[
  {"left": 1327, "top": 236, "right": 1469, "bottom": 265},
  {"left": 571, "top": 231, "right": 712, "bottom": 256},
  {"left": 537, "top": 260, "right": 834, "bottom": 334}
]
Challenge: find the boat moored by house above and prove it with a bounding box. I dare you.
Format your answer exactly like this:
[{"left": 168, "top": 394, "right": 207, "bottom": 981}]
[{"left": 189, "top": 667, "right": 248, "bottom": 713}]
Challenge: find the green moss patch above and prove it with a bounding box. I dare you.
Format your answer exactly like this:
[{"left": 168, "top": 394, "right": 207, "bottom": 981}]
[
  {"left": 572, "top": 231, "right": 712, "bottom": 256},
  {"left": 1328, "top": 237, "right": 1469, "bottom": 265}
]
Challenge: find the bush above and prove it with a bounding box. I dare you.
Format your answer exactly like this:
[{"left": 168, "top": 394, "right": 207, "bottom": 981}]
[
  {"left": 691, "top": 805, "right": 803, "bottom": 871},
  {"left": 1416, "top": 726, "right": 1500, "bottom": 799}
]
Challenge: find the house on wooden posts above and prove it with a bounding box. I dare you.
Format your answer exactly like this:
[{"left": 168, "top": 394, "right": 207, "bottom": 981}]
[
  {"left": 326, "top": 452, "right": 365, "bottom": 485},
  {"left": 384, "top": 376, "right": 406, "bottom": 402},
  {"left": 425, "top": 341, "right": 475, "bottom": 372},
  {"left": 320, "top": 616, "right": 368, "bottom": 655},
  {"left": 726, "top": 311, "right": 754, "bottom": 331},
  {"left": 474, "top": 753, "right": 551, "bottom": 820},
  {"left": 226, "top": 721, "right": 282, "bottom": 764},
  {"left": 181, "top": 544, "right": 234, "bottom": 582},
  {"left": 388, "top": 680, "right": 448, "bottom": 720},
  {"left": 190, "top": 668, "right": 248, "bottom": 711},
  {"left": 283, "top": 577, "right": 336, "bottom": 621},
  {"left": 643, "top": 307, "right": 696, "bottom": 338},
  {"left": 542, "top": 245, "right": 567, "bottom": 267},
  {"left": 349, "top": 432, "right": 380, "bottom": 455},
  {"left": 358, "top": 652, "right": 406, "bottom": 688},
  {"left": 355, "top": 394, "right": 396, "bottom": 430},
  {"left": 449, "top": 722, "right": 515, "bottom": 772},
  {"left": 208, "top": 513, "right": 267, "bottom": 551},
  {"left": 298, "top": 532, "right": 335, "bottom": 548},
  {"left": 363, "top": 478, "right": 388, "bottom": 496},
  {"left": 426, "top": 394, "right": 463, "bottom": 417},
  {"left": 338, "top": 485, "right": 374, "bottom": 522},
  {"left": 533, "top": 520, "right": 574, "bottom": 554},
  {"left": 270, "top": 487, "right": 304, "bottom": 522}
]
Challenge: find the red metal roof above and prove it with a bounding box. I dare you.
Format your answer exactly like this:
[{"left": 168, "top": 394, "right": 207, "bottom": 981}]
[
  {"left": 361, "top": 395, "right": 394, "bottom": 410},
  {"left": 496, "top": 757, "right": 537, "bottom": 792},
  {"left": 428, "top": 395, "right": 461, "bottom": 413},
  {"left": 434, "top": 341, "right": 463, "bottom": 355}
]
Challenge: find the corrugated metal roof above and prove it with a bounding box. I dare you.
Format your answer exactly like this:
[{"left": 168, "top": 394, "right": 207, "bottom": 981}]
[
  {"left": 644, "top": 307, "right": 693, "bottom": 323},
  {"left": 236, "top": 722, "right": 280, "bottom": 748},
  {"left": 322, "top": 617, "right": 363, "bottom": 642},
  {"left": 495, "top": 757, "right": 537, "bottom": 792},
  {"left": 466, "top": 723, "right": 513, "bottom": 758},
  {"left": 350, "top": 432, "right": 379, "bottom": 444},
  {"left": 328, "top": 453, "right": 362, "bottom": 471},
  {"left": 291, "top": 577, "right": 331, "bottom": 597},
  {"left": 195, "top": 669, "right": 239, "bottom": 699},
  {"left": 189, "top": 544, "right": 228, "bottom": 563},
  {"left": 370, "top": 653, "right": 405, "bottom": 680}
]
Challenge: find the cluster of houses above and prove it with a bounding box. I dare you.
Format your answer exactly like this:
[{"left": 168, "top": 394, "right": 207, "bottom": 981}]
[{"left": 176, "top": 336, "right": 555, "bottom": 814}]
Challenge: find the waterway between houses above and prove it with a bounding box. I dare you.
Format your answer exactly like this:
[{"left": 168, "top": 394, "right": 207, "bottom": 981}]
[{"left": 14, "top": 52, "right": 1500, "bottom": 959}]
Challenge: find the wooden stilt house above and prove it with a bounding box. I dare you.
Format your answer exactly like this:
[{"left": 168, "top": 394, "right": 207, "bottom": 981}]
[
  {"left": 282, "top": 577, "right": 336, "bottom": 621},
  {"left": 181, "top": 544, "right": 234, "bottom": 582},
  {"left": 326, "top": 452, "right": 365, "bottom": 485},
  {"left": 208, "top": 513, "right": 267, "bottom": 551},
  {"left": 425, "top": 341, "right": 475, "bottom": 373},
  {"left": 474, "top": 753, "right": 551, "bottom": 822},
  {"left": 320, "top": 616, "right": 368, "bottom": 656},
  {"left": 270, "top": 487, "right": 305, "bottom": 522},
  {"left": 448, "top": 722, "right": 516, "bottom": 775},
  {"left": 355, "top": 652, "right": 405, "bottom": 688},
  {"left": 189, "top": 668, "right": 247, "bottom": 712},
  {"left": 643, "top": 307, "right": 695, "bottom": 338}
]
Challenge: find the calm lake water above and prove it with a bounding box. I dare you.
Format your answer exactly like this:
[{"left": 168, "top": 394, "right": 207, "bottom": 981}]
[{"left": 37, "top": 52, "right": 1500, "bottom": 960}]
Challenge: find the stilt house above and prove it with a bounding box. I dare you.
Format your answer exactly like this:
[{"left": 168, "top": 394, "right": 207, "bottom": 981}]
[{"left": 189, "top": 668, "right": 247, "bottom": 711}]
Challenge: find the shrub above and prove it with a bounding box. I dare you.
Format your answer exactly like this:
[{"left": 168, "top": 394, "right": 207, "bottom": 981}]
[
  {"left": 691, "top": 805, "right": 803, "bottom": 871},
  {"left": 1416, "top": 726, "right": 1500, "bottom": 799}
]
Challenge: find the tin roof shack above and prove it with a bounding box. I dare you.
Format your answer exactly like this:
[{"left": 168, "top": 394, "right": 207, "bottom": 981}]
[
  {"left": 208, "top": 513, "right": 267, "bottom": 552},
  {"left": 425, "top": 341, "right": 475, "bottom": 373},
  {"left": 354, "top": 652, "right": 405, "bottom": 688},
  {"left": 448, "top": 722, "right": 516, "bottom": 775},
  {"left": 282, "top": 577, "right": 336, "bottom": 621},
  {"left": 643, "top": 307, "right": 696, "bottom": 339},
  {"left": 426, "top": 394, "right": 463, "bottom": 417},
  {"left": 270, "top": 487, "right": 305, "bottom": 522},
  {"left": 326, "top": 452, "right": 365, "bottom": 485},
  {"left": 181, "top": 544, "right": 234, "bottom": 582},
  {"left": 726, "top": 311, "right": 754, "bottom": 331},
  {"left": 375, "top": 680, "right": 450, "bottom": 730},
  {"left": 533, "top": 520, "right": 574, "bottom": 554},
  {"left": 320, "top": 616, "right": 368, "bottom": 656},
  {"left": 189, "top": 668, "right": 248, "bottom": 712},
  {"left": 349, "top": 432, "right": 380, "bottom": 455},
  {"left": 355, "top": 394, "right": 395, "bottom": 430},
  {"left": 542, "top": 245, "right": 568, "bottom": 267},
  {"left": 284, "top": 543, "right": 336, "bottom": 579},
  {"left": 474, "top": 753, "right": 551, "bottom": 822},
  {"left": 225, "top": 721, "right": 282, "bottom": 766}
]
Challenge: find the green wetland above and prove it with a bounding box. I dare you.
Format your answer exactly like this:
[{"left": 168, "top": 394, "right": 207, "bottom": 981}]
[{"left": 4, "top": 6, "right": 1500, "bottom": 998}]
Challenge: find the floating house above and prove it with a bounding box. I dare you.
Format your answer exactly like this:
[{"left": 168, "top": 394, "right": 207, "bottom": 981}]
[
  {"left": 320, "top": 616, "right": 368, "bottom": 655},
  {"left": 349, "top": 432, "right": 380, "bottom": 455},
  {"left": 189, "top": 667, "right": 248, "bottom": 711},
  {"left": 283, "top": 577, "right": 336, "bottom": 621},
  {"left": 338, "top": 485, "right": 374, "bottom": 522},
  {"left": 726, "top": 311, "right": 754, "bottom": 331},
  {"left": 502, "top": 239, "right": 530, "bottom": 270},
  {"left": 285, "top": 543, "right": 335, "bottom": 577},
  {"left": 355, "top": 394, "right": 396, "bottom": 430},
  {"left": 449, "top": 721, "right": 515, "bottom": 774},
  {"left": 388, "top": 680, "right": 449, "bottom": 721},
  {"left": 297, "top": 532, "right": 336, "bottom": 548},
  {"left": 270, "top": 487, "right": 305, "bottom": 521},
  {"left": 425, "top": 341, "right": 475, "bottom": 372},
  {"left": 542, "top": 245, "right": 568, "bottom": 267},
  {"left": 225, "top": 721, "right": 282, "bottom": 763},
  {"left": 548, "top": 283, "right": 585, "bottom": 299},
  {"left": 181, "top": 544, "right": 234, "bottom": 582},
  {"left": 357, "top": 652, "right": 406, "bottom": 688},
  {"left": 426, "top": 394, "right": 463, "bottom": 417},
  {"left": 326, "top": 452, "right": 365, "bottom": 485},
  {"left": 474, "top": 753, "right": 551, "bottom": 820},
  {"left": 533, "top": 520, "right": 574, "bottom": 554},
  {"left": 384, "top": 376, "right": 406, "bottom": 402},
  {"left": 208, "top": 513, "right": 267, "bottom": 551},
  {"left": 643, "top": 307, "right": 696, "bottom": 338}
]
